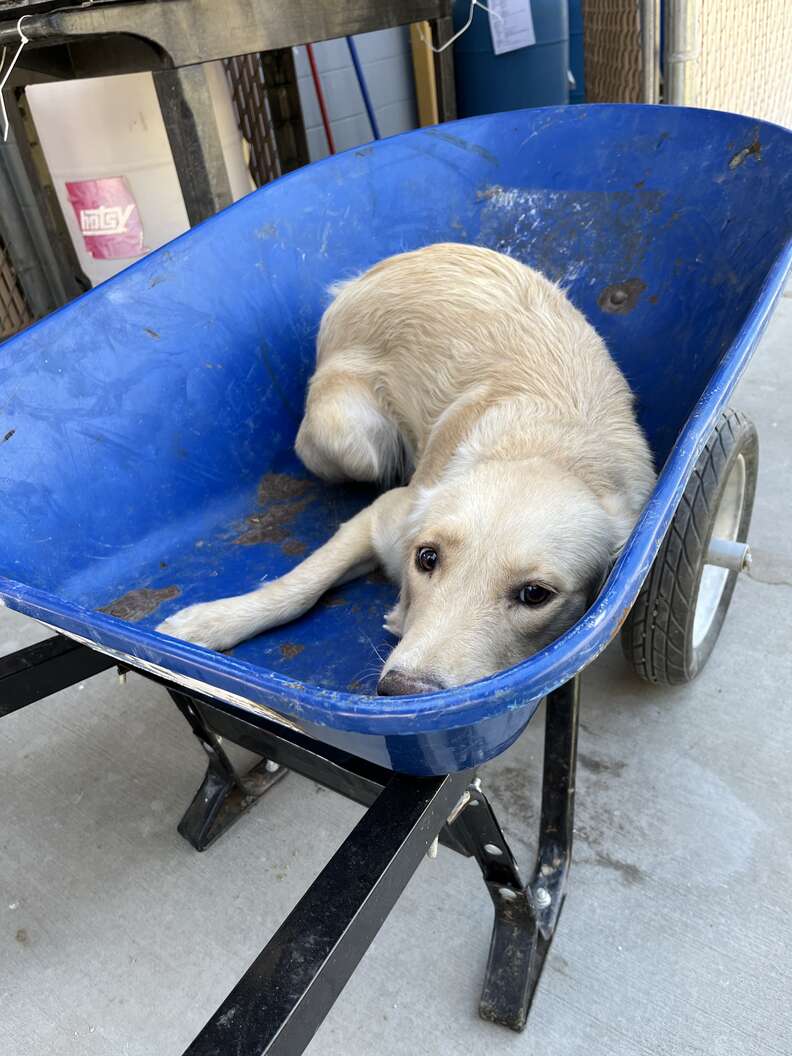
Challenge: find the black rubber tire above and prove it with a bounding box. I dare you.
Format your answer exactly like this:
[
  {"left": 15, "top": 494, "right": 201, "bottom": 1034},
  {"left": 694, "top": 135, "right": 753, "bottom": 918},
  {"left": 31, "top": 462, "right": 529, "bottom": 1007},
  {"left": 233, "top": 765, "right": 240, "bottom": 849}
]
[{"left": 621, "top": 409, "right": 758, "bottom": 685}]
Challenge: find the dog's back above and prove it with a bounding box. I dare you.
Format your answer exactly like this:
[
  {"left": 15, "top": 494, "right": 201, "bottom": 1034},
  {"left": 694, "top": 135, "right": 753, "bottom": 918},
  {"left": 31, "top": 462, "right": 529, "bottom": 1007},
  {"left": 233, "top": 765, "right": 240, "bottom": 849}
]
[
  {"left": 318, "top": 243, "right": 621, "bottom": 428},
  {"left": 297, "top": 243, "right": 651, "bottom": 503}
]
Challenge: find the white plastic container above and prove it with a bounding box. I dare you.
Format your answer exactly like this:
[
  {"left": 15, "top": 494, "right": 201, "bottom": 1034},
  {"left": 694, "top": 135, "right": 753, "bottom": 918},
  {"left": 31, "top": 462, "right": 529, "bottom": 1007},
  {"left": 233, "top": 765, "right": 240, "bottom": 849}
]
[{"left": 26, "top": 64, "right": 253, "bottom": 287}]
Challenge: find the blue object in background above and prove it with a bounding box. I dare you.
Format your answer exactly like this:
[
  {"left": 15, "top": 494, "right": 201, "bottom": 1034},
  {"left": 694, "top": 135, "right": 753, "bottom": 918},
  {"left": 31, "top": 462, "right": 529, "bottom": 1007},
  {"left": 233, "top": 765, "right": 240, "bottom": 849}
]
[
  {"left": 346, "top": 36, "right": 381, "bottom": 140},
  {"left": 452, "top": 0, "right": 569, "bottom": 115},
  {"left": 568, "top": 0, "right": 585, "bottom": 103},
  {"left": 0, "top": 105, "right": 790, "bottom": 775}
]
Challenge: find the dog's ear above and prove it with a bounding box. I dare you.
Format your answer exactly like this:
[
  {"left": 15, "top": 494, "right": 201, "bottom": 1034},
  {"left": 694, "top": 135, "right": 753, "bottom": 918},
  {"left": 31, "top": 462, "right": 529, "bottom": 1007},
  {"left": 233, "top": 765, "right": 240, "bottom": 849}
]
[
  {"left": 586, "top": 549, "right": 620, "bottom": 608},
  {"left": 586, "top": 507, "right": 631, "bottom": 608},
  {"left": 588, "top": 497, "right": 638, "bottom": 609},
  {"left": 586, "top": 563, "right": 609, "bottom": 608},
  {"left": 383, "top": 570, "right": 412, "bottom": 638},
  {"left": 383, "top": 596, "right": 406, "bottom": 638}
]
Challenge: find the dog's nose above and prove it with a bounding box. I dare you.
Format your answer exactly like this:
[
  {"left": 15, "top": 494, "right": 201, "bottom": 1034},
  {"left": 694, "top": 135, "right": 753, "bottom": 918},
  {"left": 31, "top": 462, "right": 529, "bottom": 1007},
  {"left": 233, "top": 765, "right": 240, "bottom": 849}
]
[{"left": 377, "top": 669, "right": 445, "bottom": 696}]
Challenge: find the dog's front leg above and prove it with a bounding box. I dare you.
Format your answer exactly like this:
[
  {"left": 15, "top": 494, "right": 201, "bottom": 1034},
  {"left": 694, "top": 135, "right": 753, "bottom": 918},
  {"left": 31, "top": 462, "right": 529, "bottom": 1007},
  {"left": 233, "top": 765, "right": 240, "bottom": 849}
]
[{"left": 156, "top": 487, "right": 410, "bottom": 652}]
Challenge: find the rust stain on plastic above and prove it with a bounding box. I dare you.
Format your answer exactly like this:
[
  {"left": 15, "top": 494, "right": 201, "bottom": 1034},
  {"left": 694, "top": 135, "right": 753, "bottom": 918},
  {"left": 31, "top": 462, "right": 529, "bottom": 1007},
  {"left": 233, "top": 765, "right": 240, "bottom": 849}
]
[
  {"left": 236, "top": 506, "right": 309, "bottom": 546},
  {"left": 236, "top": 474, "right": 318, "bottom": 546},
  {"left": 365, "top": 569, "right": 390, "bottom": 586},
  {"left": 320, "top": 594, "right": 348, "bottom": 608},
  {"left": 598, "top": 278, "right": 647, "bottom": 315},
  {"left": 729, "top": 138, "right": 761, "bottom": 169},
  {"left": 281, "top": 538, "right": 307, "bottom": 556},
  {"left": 100, "top": 585, "right": 181, "bottom": 621},
  {"left": 279, "top": 643, "right": 305, "bottom": 659},
  {"left": 258, "top": 473, "right": 315, "bottom": 503}
]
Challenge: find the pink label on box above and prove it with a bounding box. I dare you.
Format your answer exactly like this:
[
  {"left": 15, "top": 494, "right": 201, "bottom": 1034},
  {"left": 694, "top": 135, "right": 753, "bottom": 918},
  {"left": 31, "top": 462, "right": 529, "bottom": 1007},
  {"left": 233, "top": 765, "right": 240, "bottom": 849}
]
[{"left": 65, "top": 176, "right": 145, "bottom": 261}]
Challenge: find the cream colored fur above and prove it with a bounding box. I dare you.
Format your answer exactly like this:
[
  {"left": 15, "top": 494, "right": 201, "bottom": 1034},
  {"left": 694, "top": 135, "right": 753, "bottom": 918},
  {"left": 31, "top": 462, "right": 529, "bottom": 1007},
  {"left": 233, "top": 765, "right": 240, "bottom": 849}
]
[{"left": 158, "top": 244, "right": 655, "bottom": 692}]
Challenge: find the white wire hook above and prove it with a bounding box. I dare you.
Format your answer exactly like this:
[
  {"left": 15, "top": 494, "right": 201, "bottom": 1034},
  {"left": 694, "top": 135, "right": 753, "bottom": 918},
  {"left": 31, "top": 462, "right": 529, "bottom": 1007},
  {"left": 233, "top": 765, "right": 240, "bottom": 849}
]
[
  {"left": 0, "top": 16, "right": 32, "bottom": 143},
  {"left": 417, "top": 0, "right": 501, "bottom": 54}
]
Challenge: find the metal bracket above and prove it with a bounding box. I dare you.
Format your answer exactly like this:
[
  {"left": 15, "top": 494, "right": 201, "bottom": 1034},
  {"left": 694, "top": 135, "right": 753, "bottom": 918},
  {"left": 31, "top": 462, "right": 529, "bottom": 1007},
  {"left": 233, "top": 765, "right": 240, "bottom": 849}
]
[{"left": 170, "top": 691, "right": 288, "bottom": 850}]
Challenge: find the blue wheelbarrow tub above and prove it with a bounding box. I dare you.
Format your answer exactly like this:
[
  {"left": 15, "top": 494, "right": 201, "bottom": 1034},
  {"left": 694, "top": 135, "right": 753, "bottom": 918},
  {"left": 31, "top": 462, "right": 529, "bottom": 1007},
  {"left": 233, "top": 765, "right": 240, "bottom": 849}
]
[{"left": 1, "top": 105, "right": 790, "bottom": 775}]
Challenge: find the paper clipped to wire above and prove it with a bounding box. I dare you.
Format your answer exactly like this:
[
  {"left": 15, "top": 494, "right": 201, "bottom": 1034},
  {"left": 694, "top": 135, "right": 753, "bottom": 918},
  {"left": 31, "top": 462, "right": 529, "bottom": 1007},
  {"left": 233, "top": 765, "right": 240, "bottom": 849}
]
[{"left": 488, "top": 0, "right": 536, "bottom": 56}]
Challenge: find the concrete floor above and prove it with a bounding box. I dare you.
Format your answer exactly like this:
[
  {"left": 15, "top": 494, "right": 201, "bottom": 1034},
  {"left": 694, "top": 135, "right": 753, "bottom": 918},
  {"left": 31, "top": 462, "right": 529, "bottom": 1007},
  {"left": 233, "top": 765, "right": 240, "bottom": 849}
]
[{"left": 2, "top": 291, "right": 791, "bottom": 1056}]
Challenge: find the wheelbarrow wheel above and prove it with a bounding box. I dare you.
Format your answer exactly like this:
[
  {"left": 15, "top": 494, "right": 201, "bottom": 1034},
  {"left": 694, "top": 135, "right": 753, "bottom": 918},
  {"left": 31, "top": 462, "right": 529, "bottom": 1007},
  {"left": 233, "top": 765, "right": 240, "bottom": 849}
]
[{"left": 621, "top": 409, "right": 758, "bottom": 685}]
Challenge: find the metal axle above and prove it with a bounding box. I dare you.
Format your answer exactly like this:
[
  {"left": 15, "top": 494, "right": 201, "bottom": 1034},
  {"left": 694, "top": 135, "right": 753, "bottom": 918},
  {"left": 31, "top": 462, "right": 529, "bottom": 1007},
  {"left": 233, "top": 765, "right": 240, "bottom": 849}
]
[{"left": 706, "top": 537, "right": 752, "bottom": 572}]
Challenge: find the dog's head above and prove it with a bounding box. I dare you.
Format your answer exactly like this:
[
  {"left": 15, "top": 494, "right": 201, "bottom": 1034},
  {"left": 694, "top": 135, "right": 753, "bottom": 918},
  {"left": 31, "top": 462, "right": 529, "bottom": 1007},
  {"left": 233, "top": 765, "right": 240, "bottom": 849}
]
[{"left": 377, "top": 459, "right": 632, "bottom": 695}]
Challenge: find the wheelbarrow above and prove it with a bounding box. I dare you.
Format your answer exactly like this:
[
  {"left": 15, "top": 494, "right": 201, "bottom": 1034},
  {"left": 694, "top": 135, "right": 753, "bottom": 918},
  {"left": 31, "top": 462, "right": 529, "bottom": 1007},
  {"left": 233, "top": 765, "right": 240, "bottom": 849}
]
[{"left": 1, "top": 104, "right": 790, "bottom": 1053}]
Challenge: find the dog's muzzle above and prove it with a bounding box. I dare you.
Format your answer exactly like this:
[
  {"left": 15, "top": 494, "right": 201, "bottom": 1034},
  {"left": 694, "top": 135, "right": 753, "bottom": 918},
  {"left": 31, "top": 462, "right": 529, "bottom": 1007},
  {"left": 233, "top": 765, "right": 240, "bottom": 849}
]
[{"left": 376, "top": 669, "right": 445, "bottom": 696}]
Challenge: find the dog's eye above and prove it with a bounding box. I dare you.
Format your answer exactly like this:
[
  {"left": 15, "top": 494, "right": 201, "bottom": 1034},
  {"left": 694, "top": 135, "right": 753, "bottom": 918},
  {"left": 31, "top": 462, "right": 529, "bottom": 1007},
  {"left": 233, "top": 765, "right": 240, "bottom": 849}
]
[
  {"left": 416, "top": 546, "right": 438, "bottom": 573},
  {"left": 518, "top": 584, "right": 552, "bottom": 606}
]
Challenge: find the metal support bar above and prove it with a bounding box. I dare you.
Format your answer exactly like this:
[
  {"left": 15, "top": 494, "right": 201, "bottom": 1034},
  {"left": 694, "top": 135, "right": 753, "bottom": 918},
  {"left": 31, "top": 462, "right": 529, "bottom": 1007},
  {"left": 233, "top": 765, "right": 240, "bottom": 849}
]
[
  {"left": 152, "top": 64, "right": 234, "bottom": 226},
  {"left": 164, "top": 683, "right": 470, "bottom": 857},
  {"left": 639, "top": 0, "right": 661, "bottom": 103},
  {"left": 453, "top": 676, "right": 580, "bottom": 1031},
  {"left": 164, "top": 682, "right": 396, "bottom": 805},
  {"left": 0, "top": 634, "right": 115, "bottom": 718},
  {"left": 169, "top": 691, "right": 288, "bottom": 850},
  {"left": 182, "top": 769, "right": 470, "bottom": 1056},
  {"left": 664, "top": 0, "right": 701, "bottom": 106},
  {"left": 537, "top": 677, "right": 579, "bottom": 884},
  {"left": 453, "top": 783, "right": 541, "bottom": 1029}
]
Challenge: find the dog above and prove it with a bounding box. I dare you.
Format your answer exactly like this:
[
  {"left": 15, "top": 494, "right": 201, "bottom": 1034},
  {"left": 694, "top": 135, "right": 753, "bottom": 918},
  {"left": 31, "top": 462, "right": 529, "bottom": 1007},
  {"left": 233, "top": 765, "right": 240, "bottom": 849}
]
[{"left": 157, "top": 243, "right": 655, "bottom": 694}]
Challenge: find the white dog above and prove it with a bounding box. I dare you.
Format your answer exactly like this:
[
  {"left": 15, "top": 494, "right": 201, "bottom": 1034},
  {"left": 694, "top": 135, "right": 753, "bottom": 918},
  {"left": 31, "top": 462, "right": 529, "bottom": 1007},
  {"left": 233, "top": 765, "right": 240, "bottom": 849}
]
[{"left": 158, "top": 244, "right": 655, "bottom": 694}]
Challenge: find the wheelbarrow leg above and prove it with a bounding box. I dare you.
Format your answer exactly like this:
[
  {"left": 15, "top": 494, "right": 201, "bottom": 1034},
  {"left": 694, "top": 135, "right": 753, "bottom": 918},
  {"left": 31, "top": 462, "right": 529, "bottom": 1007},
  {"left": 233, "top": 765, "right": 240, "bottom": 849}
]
[
  {"left": 169, "top": 691, "right": 288, "bottom": 851},
  {"left": 453, "top": 676, "right": 580, "bottom": 1030}
]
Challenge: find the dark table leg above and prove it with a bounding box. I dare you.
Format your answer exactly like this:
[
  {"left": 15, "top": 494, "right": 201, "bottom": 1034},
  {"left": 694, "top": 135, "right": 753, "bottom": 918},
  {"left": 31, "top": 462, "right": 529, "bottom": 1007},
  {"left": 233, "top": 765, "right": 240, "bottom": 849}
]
[
  {"left": 432, "top": 15, "right": 457, "bottom": 121},
  {"left": 259, "top": 48, "right": 311, "bottom": 175},
  {"left": 153, "top": 64, "right": 234, "bottom": 226}
]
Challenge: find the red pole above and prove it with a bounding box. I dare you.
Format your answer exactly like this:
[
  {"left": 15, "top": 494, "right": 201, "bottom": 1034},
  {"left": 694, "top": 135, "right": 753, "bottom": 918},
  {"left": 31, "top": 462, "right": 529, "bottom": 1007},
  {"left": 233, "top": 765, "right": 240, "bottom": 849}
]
[{"left": 305, "top": 43, "right": 336, "bottom": 155}]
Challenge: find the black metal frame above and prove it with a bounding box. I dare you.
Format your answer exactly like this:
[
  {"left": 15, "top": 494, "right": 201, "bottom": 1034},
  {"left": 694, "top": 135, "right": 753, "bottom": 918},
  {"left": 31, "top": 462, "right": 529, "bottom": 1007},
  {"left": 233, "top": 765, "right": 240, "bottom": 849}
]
[
  {"left": 1, "top": 633, "right": 579, "bottom": 1053},
  {"left": 0, "top": 0, "right": 456, "bottom": 231},
  {"left": 0, "top": 85, "right": 88, "bottom": 337}
]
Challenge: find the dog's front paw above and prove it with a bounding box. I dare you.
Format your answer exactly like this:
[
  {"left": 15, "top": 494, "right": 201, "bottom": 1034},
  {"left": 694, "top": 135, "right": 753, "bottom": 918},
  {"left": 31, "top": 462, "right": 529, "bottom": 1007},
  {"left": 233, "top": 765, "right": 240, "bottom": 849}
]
[{"left": 157, "top": 600, "right": 246, "bottom": 652}]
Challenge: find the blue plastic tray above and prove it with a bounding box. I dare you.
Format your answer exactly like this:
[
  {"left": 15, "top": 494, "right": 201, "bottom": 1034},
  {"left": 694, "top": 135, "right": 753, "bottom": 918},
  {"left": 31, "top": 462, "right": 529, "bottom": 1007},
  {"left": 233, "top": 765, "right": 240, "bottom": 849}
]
[{"left": 1, "top": 105, "right": 790, "bottom": 775}]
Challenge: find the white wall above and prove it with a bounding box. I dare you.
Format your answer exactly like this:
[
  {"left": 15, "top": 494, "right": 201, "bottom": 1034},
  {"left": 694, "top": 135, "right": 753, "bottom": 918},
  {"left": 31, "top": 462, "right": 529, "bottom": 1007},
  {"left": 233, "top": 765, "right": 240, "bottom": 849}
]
[{"left": 293, "top": 28, "right": 418, "bottom": 161}]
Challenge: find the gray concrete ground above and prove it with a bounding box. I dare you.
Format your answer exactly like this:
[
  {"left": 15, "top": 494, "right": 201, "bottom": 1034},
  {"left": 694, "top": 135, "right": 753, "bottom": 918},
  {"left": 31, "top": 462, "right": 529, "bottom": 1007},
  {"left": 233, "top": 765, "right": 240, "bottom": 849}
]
[{"left": 2, "top": 291, "right": 791, "bottom": 1056}]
